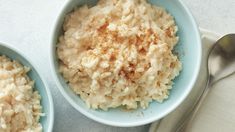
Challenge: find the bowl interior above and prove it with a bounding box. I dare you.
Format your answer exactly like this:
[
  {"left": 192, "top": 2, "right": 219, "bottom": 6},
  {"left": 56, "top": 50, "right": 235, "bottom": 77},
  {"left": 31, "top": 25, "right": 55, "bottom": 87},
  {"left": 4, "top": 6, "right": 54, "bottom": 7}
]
[
  {"left": 51, "top": 0, "right": 201, "bottom": 126},
  {"left": 0, "top": 44, "right": 53, "bottom": 131}
]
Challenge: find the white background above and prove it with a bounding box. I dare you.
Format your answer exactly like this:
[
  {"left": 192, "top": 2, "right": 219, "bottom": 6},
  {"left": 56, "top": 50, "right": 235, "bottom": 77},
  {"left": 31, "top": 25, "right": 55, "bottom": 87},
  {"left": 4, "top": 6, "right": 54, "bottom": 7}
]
[{"left": 0, "top": 0, "right": 234, "bottom": 131}]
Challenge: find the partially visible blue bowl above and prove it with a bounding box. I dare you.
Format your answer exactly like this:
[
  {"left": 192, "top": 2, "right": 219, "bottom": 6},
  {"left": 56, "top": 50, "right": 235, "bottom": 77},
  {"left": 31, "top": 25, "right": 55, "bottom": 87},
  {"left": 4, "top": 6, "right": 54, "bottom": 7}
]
[
  {"left": 0, "top": 43, "right": 54, "bottom": 131},
  {"left": 50, "top": 0, "right": 202, "bottom": 127}
]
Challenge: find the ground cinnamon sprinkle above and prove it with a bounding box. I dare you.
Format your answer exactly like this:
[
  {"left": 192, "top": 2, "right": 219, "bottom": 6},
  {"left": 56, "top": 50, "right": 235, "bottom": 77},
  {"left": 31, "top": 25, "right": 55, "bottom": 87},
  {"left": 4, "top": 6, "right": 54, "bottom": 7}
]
[{"left": 57, "top": 0, "right": 182, "bottom": 110}]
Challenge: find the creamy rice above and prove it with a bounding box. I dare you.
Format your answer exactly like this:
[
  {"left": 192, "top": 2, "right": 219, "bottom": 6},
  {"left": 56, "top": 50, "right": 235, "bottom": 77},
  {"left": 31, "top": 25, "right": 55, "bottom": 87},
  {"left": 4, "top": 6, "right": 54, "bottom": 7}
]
[
  {"left": 0, "top": 56, "right": 42, "bottom": 132},
  {"left": 57, "top": 0, "right": 182, "bottom": 110}
]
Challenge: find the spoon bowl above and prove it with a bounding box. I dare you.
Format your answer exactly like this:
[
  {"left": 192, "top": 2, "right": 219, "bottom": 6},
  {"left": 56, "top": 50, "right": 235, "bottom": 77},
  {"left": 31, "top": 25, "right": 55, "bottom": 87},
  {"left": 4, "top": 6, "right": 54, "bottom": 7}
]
[{"left": 209, "top": 34, "right": 235, "bottom": 83}]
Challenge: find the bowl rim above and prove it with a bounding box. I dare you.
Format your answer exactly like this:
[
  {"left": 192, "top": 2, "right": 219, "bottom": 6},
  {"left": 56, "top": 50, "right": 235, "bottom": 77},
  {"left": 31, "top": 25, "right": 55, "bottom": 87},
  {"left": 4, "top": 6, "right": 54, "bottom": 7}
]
[
  {"left": 49, "top": 0, "right": 202, "bottom": 127},
  {"left": 0, "top": 42, "right": 55, "bottom": 131}
]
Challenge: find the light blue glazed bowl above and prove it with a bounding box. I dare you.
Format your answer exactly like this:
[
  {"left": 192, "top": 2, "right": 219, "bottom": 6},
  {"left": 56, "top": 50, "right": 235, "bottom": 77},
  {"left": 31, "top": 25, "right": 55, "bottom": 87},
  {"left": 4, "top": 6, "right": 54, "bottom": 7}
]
[
  {"left": 0, "top": 43, "right": 54, "bottom": 131},
  {"left": 50, "top": 0, "right": 201, "bottom": 127}
]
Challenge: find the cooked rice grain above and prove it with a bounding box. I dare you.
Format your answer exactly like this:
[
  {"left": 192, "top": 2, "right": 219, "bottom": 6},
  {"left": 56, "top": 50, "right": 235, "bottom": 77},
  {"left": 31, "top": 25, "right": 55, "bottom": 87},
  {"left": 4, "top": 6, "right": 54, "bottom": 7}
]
[
  {"left": 0, "top": 56, "right": 42, "bottom": 132},
  {"left": 58, "top": 0, "right": 182, "bottom": 110}
]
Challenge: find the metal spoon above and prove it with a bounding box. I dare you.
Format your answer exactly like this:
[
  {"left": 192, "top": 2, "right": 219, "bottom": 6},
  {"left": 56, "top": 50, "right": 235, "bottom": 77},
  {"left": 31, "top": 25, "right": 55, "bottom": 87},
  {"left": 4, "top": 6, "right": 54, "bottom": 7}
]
[{"left": 175, "top": 34, "right": 235, "bottom": 132}]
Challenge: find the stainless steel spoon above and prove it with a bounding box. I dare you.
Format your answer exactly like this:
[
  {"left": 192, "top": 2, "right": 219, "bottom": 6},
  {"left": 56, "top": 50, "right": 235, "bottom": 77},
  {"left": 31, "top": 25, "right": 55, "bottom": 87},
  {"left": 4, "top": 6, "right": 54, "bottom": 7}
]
[{"left": 175, "top": 34, "right": 235, "bottom": 132}]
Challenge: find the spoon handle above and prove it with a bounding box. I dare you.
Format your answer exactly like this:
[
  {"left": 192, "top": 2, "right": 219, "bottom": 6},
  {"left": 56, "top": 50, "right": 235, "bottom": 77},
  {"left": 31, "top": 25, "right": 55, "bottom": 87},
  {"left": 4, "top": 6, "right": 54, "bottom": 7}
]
[
  {"left": 175, "top": 80, "right": 211, "bottom": 132},
  {"left": 175, "top": 71, "right": 235, "bottom": 132}
]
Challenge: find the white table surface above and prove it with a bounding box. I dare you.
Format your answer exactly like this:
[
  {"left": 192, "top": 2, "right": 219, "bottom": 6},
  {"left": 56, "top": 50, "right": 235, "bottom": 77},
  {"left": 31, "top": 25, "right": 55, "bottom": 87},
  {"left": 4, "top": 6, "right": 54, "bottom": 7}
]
[{"left": 0, "top": 0, "right": 234, "bottom": 132}]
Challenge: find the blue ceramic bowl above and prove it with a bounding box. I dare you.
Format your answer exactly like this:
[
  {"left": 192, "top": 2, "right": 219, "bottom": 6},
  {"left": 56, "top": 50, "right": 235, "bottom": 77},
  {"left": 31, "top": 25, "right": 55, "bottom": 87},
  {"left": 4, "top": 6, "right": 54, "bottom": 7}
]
[
  {"left": 50, "top": 0, "right": 201, "bottom": 127},
  {"left": 0, "top": 43, "right": 54, "bottom": 131}
]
